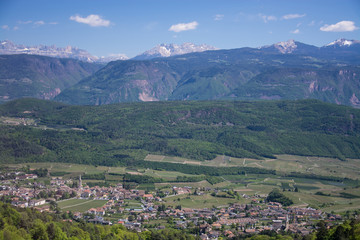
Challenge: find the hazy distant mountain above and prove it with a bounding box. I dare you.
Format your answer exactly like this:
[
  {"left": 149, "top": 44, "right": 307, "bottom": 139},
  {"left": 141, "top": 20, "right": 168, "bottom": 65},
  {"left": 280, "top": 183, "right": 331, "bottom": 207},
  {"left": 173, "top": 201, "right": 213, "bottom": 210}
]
[
  {"left": 0, "top": 40, "right": 99, "bottom": 62},
  {"left": 56, "top": 39, "right": 360, "bottom": 107},
  {"left": 0, "top": 40, "right": 129, "bottom": 63},
  {"left": 133, "top": 43, "right": 218, "bottom": 60},
  {"left": 0, "top": 54, "right": 102, "bottom": 102}
]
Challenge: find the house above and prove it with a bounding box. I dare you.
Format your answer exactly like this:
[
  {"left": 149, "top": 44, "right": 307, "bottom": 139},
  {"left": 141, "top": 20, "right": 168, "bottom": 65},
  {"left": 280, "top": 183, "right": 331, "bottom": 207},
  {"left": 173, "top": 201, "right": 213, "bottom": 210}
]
[
  {"left": 34, "top": 205, "right": 50, "bottom": 212},
  {"left": 212, "top": 223, "right": 221, "bottom": 229},
  {"left": 143, "top": 194, "right": 154, "bottom": 200},
  {"left": 87, "top": 208, "right": 105, "bottom": 216},
  {"left": 29, "top": 199, "right": 46, "bottom": 207},
  {"left": 272, "top": 220, "right": 283, "bottom": 231}
]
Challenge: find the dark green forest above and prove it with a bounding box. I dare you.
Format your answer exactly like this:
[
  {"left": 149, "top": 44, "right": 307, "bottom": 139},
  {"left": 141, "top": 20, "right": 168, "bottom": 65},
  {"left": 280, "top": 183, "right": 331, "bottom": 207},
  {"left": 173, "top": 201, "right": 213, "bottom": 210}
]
[{"left": 0, "top": 98, "right": 360, "bottom": 167}]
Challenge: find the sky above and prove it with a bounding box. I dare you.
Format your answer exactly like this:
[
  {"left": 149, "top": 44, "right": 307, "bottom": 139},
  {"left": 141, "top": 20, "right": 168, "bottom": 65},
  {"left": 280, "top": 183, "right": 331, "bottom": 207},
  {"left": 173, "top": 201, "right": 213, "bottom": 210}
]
[{"left": 0, "top": 0, "right": 359, "bottom": 58}]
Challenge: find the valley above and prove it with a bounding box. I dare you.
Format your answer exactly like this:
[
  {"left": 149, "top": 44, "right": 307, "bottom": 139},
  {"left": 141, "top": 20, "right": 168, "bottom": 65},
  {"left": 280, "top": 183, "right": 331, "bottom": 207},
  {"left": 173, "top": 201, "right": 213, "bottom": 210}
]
[
  {"left": 1, "top": 98, "right": 359, "bottom": 235},
  {"left": 2, "top": 1, "right": 360, "bottom": 239}
]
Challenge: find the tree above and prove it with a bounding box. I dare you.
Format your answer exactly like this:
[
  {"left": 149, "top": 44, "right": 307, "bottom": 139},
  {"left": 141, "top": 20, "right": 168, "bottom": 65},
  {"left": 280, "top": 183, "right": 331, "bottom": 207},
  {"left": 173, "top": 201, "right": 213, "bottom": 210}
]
[
  {"left": 46, "top": 222, "right": 57, "bottom": 240},
  {"left": 128, "top": 215, "right": 134, "bottom": 222},
  {"left": 31, "top": 219, "right": 49, "bottom": 240},
  {"left": 316, "top": 221, "right": 329, "bottom": 240},
  {"left": 266, "top": 189, "right": 293, "bottom": 206},
  {"left": 49, "top": 201, "right": 58, "bottom": 211}
]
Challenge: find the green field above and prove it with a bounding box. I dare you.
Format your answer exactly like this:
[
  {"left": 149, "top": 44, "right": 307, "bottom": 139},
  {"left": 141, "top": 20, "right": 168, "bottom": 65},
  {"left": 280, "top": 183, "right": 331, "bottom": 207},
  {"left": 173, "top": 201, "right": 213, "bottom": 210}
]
[
  {"left": 164, "top": 193, "right": 244, "bottom": 209},
  {"left": 57, "top": 199, "right": 108, "bottom": 213},
  {"left": 143, "top": 168, "right": 199, "bottom": 180},
  {"left": 144, "top": 154, "right": 360, "bottom": 180}
]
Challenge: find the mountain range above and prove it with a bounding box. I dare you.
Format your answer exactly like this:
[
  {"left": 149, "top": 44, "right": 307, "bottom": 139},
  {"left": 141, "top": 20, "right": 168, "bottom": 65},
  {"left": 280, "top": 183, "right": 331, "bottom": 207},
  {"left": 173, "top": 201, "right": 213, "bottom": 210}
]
[
  {"left": 0, "top": 40, "right": 217, "bottom": 62},
  {"left": 0, "top": 40, "right": 131, "bottom": 63},
  {"left": 0, "top": 40, "right": 101, "bottom": 62},
  {"left": 1, "top": 38, "right": 360, "bottom": 107},
  {"left": 56, "top": 39, "right": 360, "bottom": 107}
]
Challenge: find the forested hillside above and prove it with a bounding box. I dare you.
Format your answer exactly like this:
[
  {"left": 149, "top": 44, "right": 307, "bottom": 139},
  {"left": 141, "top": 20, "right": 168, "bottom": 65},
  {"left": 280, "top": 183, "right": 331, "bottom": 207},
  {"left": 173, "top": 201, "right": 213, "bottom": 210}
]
[{"left": 0, "top": 98, "right": 359, "bottom": 166}]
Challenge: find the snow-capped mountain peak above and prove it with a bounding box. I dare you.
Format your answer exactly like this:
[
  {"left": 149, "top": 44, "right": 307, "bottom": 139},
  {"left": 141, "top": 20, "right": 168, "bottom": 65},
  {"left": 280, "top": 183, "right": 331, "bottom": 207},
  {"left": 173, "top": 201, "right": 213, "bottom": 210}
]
[
  {"left": 325, "top": 38, "right": 360, "bottom": 47},
  {"left": 260, "top": 39, "right": 298, "bottom": 54},
  {"left": 273, "top": 39, "right": 297, "bottom": 54},
  {"left": 134, "top": 43, "right": 218, "bottom": 60}
]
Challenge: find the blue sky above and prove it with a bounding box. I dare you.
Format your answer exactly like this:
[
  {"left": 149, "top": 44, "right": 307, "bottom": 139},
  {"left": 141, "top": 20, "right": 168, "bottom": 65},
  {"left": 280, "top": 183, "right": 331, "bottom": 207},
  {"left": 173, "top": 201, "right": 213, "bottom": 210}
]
[{"left": 1, "top": 0, "right": 359, "bottom": 58}]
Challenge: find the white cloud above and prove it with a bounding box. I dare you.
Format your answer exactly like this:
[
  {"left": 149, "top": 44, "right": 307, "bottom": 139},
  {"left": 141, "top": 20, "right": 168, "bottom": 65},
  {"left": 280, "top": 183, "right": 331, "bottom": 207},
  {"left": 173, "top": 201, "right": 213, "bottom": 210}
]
[
  {"left": 320, "top": 21, "right": 358, "bottom": 32},
  {"left": 291, "top": 29, "right": 300, "bottom": 34},
  {"left": 34, "top": 21, "right": 45, "bottom": 26},
  {"left": 70, "top": 14, "right": 111, "bottom": 27},
  {"left": 49, "top": 22, "right": 58, "bottom": 25},
  {"left": 282, "top": 14, "right": 306, "bottom": 20},
  {"left": 259, "top": 14, "right": 277, "bottom": 23},
  {"left": 214, "top": 14, "right": 224, "bottom": 21},
  {"left": 1, "top": 25, "right": 9, "bottom": 30},
  {"left": 308, "top": 20, "right": 316, "bottom": 26},
  {"left": 13, "top": 26, "right": 19, "bottom": 31},
  {"left": 169, "top": 21, "right": 198, "bottom": 32}
]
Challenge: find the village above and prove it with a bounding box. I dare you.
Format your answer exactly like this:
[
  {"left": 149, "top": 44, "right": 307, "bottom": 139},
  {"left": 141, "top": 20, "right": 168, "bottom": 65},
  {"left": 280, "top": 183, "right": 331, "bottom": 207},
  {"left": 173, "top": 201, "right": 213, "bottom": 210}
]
[{"left": 0, "top": 170, "right": 344, "bottom": 239}]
